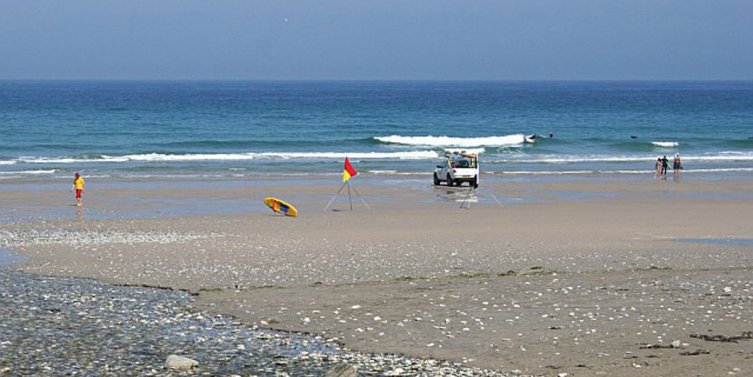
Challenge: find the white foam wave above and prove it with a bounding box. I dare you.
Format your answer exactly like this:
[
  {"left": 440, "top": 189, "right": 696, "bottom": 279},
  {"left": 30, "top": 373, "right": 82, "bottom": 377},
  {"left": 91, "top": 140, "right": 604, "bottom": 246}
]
[
  {"left": 485, "top": 152, "right": 753, "bottom": 164},
  {"left": 21, "top": 157, "right": 106, "bottom": 164},
  {"left": 443, "top": 147, "right": 485, "bottom": 155},
  {"left": 485, "top": 155, "right": 652, "bottom": 164},
  {"left": 21, "top": 151, "right": 439, "bottom": 164},
  {"left": 681, "top": 154, "right": 753, "bottom": 162},
  {"left": 651, "top": 141, "right": 679, "bottom": 148},
  {"left": 682, "top": 167, "right": 753, "bottom": 173},
  {"left": 491, "top": 167, "right": 753, "bottom": 176},
  {"left": 492, "top": 170, "right": 648, "bottom": 176},
  {"left": 491, "top": 170, "right": 602, "bottom": 176},
  {"left": 0, "top": 160, "right": 16, "bottom": 165},
  {"left": 117, "top": 153, "right": 253, "bottom": 162},
  {"left": 0, "top": 169, "right": 57, "bottom": 175},
  {"left": 375, "top": 134, "right": 525, "bottom": 147},
  {"left": 12, "top": 151, "right": 753, "bottom": 167},
  {"left": 255, "top": 151, "right": 438, "bottom": 160}
]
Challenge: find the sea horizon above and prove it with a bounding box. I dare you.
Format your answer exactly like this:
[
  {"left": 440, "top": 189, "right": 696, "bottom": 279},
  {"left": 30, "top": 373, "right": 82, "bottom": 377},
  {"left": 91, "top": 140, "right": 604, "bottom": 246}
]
[{"left": 3, "top": 78, "right": 753, "bottom": 83}]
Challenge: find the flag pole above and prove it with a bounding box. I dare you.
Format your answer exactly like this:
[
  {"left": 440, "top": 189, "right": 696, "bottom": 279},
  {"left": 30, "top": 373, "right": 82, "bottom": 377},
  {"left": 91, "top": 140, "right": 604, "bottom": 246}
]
[
  {"left": 347, "top": 180, "right": 353, "bottom": 211},
  {"left": 326, "top": 156, "right": 363, "bottom": 212},
  {"left": 349, "top": 184, "right": 371, "bottom": 210},
  {"left": 323, "top": 181, "right": 348, "bottom": 212}
]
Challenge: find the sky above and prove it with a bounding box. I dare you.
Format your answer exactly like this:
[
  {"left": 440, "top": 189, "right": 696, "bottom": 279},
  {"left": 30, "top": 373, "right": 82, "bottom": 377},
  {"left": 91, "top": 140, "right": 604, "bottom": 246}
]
[{"left": 1, "top": 0, "right": 752, "bottom": 80}]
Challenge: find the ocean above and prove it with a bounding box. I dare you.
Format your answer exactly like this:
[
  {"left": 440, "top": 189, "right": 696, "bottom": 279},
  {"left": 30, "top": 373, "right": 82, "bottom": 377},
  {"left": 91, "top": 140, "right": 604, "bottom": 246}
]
[{"left": 1, "top": 80, "right": 752, "bottom": 180}]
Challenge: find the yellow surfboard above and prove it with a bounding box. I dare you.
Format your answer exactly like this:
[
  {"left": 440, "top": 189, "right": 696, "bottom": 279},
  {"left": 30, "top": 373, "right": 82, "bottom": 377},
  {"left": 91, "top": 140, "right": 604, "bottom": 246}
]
[{"left": 263, "top": 197, "right": 298, "bottom": 217}]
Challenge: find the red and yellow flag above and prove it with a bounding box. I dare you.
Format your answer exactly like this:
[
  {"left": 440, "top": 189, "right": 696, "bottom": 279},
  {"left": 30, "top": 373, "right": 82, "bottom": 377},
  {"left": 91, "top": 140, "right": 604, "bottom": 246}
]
[{"left": 342, "top": 157, "right": 358, "bottom": 182}]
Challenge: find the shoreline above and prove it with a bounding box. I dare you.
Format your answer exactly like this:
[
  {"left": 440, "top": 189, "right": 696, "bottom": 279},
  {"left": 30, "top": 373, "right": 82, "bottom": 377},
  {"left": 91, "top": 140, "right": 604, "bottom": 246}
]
[
  {"left": 3, "top": 171, "right": 753, "bottom": 222},
  {"left": 2, "top": 174, "right": 753, "bottom": 376}
]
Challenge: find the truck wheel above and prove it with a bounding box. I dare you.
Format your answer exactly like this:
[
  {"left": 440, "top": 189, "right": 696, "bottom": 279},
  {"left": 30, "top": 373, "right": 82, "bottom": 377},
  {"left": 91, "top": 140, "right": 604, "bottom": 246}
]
[
  {"left": 473, "top": 176, "right": 479, "bottom": 189},
  {"left": 433, "top": 173, "right": 440, "bottom": 186},
  {"left": 446, "top": 174, "right": 454, "bottom": 187}
]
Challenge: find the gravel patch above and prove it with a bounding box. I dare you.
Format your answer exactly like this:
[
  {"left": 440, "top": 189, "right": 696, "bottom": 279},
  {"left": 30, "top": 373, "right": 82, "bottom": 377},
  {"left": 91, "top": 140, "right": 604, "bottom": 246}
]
[
  {"left": 0, "top": 229, "right": 221, "bottom": 249},
  {"left": 0, "top": 267, "right": 523, "bottom": 376}
]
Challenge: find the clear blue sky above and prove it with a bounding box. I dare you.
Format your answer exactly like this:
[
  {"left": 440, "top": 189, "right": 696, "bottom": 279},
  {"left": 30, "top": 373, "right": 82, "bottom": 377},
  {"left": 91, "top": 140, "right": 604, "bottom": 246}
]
[{"left": 1, "top": 0, "right": 751, "bottom": 80}]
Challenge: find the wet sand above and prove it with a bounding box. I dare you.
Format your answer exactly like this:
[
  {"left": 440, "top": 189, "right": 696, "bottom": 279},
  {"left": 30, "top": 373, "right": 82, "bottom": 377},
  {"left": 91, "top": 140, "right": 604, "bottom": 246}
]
[{"left": 3, "top": 174, "right": 753, "bottom": 376}]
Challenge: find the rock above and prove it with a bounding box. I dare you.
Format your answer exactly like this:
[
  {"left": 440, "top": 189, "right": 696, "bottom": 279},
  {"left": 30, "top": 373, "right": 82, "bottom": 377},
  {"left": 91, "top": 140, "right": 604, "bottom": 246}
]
[
  {"left": 165, "top": 354, "right": 199, "bottom": 370},
  {"left": 325, "top": 362, "right": 358, "bottom": 377}
]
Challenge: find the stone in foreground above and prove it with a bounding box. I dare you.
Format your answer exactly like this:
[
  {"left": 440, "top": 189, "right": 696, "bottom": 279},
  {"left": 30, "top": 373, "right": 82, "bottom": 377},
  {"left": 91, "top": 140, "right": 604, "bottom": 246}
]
[
  {"left": 165, "top": 354, "right": 199, "bottom": 370},
  {"left": 325, "top": 362, "right": 358, "bottom": 377}
]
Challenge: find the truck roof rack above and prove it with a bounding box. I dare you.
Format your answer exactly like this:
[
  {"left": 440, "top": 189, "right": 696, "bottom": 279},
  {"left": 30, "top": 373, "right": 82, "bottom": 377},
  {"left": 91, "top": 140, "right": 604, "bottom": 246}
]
[{"left": 444, "top": 151, "right": 478, "bottom": 158}]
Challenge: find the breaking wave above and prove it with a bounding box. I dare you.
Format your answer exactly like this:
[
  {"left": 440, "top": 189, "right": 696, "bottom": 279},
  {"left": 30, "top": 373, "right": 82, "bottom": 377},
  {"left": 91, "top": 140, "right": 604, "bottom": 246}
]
[
  {"left": 19, "top": 151, "right": 439, "bottom": 164},
  {"left": 651, "top": 141, "right": 679, "bottom": 148},
  {"left": 0, "top": 169, "right": 56, "bottom": 175},
  {"left": 484, "top": 152, "right": 753, "bottom": 164},
  {"left": 443, "top": 147, "right": 485, "bottom": 155},
  {"left": 374, "top": 134, "right": 525, "bottom": 147}
]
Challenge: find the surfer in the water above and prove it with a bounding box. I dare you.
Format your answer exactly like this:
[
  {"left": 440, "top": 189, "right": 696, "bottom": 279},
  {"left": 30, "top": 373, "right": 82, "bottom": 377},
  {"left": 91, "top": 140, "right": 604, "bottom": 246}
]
[{"left": 72, "top": 172, "right": 85, "bottom": 207}]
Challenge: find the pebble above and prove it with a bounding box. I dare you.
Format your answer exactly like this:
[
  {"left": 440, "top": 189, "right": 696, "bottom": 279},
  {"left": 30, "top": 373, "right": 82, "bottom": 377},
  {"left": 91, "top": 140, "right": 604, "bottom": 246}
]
[
  {"left": 0, "top": 229, "right": 218, "bottom": 249},
  {"left": 325, "top": 363, "right": 358, "bottom": 377},
  {"left": 0, "top": 267, "right": 523, "bottom": 376},
  {"left": 164, "top": 355, "right": 198, "bottom": 370}
]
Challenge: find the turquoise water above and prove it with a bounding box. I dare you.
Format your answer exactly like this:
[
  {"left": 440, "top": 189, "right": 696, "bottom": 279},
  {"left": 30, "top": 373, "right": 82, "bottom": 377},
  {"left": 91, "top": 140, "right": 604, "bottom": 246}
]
[{"left": 1, "top": 80, "right": 752, "bottom": 179}]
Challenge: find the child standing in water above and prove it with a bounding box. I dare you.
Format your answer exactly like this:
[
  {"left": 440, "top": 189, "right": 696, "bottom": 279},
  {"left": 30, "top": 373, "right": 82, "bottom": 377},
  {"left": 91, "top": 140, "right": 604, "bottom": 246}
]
[{"left": 72, "top": 172, "right": 85, "bottom": 207}]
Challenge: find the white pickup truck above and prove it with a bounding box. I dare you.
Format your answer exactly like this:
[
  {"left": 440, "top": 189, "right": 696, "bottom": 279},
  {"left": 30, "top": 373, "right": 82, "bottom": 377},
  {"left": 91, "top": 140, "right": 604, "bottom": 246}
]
[{"left": 433, "top": 152, "right": 479, "bottom": 188}]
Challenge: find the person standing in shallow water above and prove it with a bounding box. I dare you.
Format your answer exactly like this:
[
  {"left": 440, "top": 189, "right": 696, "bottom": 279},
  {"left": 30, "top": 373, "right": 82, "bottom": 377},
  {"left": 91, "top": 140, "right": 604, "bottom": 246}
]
[
  {"left": 72, "top": 173, "right": 85, "bottom": 207},
  {"left": 661, "top": 155, "right": 669, "bottom": 176}
]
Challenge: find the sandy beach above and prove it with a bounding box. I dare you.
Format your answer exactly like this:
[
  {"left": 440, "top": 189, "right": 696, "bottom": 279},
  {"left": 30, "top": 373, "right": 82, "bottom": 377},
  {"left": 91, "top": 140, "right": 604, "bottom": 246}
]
[
  {"left": 3, "top": 174, "right": 753, "bottom": 376},
  {"left": 4, "top": 0, "right": 753, "bottom": 374}
]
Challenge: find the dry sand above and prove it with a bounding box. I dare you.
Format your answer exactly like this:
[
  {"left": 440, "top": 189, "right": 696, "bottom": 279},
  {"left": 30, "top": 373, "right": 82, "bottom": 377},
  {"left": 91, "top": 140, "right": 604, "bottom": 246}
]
[{"left": 3, "top": 174, "right": 753, "bottom": 376}]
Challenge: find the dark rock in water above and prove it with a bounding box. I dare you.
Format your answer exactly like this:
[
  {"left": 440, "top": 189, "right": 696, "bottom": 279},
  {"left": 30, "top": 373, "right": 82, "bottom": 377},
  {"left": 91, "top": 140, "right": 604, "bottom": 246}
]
[
  {"left": 630, "top": 136, "right": 638, "bottom": 139},
  {"left": 325, "top": 362, "right": 358, "bottom": 377}
]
